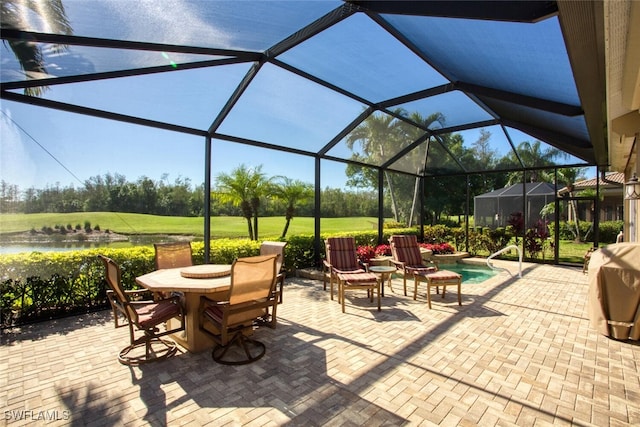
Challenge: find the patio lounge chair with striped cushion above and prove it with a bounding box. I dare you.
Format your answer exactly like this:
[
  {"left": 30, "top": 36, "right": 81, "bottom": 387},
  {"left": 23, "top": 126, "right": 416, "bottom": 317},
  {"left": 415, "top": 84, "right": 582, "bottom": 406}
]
[
  {"left": 323, "top": 237, "right": 366, "bottom": 300},
  {"left": 390, "top": 235, "right": 462, "bottom": 308},
  {"left": 323, "top": 237, "right": 381, "bottom": 313},
  {"left": 389, "top": 235, "right": 438, "bottom": 296}
]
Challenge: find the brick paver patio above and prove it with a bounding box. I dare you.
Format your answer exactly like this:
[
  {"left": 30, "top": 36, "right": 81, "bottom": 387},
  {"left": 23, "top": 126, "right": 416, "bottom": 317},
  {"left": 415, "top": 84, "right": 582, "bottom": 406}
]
[{"left": 1, "top": 260, "right": 639, "bottom": 426}]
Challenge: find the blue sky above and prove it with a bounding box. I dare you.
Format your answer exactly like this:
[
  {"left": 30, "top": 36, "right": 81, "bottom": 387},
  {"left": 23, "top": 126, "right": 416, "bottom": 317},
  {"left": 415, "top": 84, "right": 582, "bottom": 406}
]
[
  {"left": 0, "top": 100, "right": 353, "bottom": 191},
  {"left": 0, "top": 1, "right": 593, "bottom": 194}
]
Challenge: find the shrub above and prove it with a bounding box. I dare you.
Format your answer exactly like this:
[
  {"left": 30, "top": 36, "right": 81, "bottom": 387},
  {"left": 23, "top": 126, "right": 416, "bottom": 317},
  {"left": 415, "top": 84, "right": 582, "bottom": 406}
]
[
  {"left": 374, "top": 244, "right": 391, "bottom": 256},
  {"left": 356, "top": 245, "right": 376, "bottom": 263},
  {"left": 423, "top": 224, "right": 450, "bottom": 244},
  {"left": 384, "top": 220, "right": 405, "bottom": 229},
  {"left": 524, "top": 219, "right": 551, "bottom": 260},
  {"left": 482, "top": 226, "right": 514, "bottom": 255},
  {"left": 420, "top": 242, "right": 454, "bottom": 254}
]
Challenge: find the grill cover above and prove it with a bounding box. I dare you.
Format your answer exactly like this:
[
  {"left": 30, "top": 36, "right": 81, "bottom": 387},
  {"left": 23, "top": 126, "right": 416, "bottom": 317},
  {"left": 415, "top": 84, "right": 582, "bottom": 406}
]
[{"left": 588, "top": 243, "right": 640, "bottom": 340}]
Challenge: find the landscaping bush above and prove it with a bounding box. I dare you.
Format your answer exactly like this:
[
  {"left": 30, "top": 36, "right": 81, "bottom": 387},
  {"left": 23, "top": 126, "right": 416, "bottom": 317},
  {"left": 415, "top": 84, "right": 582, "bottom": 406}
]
[
  {"left": 3, "top": 219, "right": 621, "bottom": 328},
  {"left": 557, "top": 220, "right": 623, "bottom": 243},
  {"left": 423, "top": 224, "right": 450, "bottom": 243}
]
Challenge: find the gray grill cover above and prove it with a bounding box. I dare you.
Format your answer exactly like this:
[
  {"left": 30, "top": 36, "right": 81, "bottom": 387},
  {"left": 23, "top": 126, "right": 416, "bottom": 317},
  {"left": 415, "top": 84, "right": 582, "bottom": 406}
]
[{"left": 588, "top": 243, "right": 640, "bottom": 340}]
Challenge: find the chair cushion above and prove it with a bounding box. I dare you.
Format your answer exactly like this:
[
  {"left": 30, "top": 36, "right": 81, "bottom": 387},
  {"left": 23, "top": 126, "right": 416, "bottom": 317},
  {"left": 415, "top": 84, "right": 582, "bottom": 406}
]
[
  {"left": 326, "top": 238, "right": 360, "bottom": 270},
  {"left": 416, "top": 270, "right": 461, "bottom": 281},
  {"left": 136, "top": 300, "right": 181, "bottom": 328},
  {"left": 338, "top": 272, "right": 378, "bottom": 283},
  {"left": 333, "top": 267, "right": 365, "bottom": 275},
  {"left": 390, "top": 235, "right": 423, "bottom": 265},
  {"left": 329, "top": 250, "right": 360, "bottom": 270},
  {"left": 203, "top": 305, "right": 224, "bottom": 324},
  {"left": 405, "top": 265, "right": 437, "bottom": 274}
]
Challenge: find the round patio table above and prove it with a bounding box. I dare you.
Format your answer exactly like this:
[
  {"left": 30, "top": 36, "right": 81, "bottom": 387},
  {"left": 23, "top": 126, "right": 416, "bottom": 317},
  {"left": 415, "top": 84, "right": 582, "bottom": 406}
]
[{"left": 369, "top": 265, "right": 396, "bottom": 297}]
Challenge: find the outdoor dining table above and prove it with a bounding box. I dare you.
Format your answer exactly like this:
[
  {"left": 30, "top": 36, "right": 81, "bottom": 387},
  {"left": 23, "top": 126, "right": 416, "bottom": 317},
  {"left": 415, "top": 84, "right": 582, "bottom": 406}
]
[{"left": 135, "top": 264, "right": 232, "bottom": 353}]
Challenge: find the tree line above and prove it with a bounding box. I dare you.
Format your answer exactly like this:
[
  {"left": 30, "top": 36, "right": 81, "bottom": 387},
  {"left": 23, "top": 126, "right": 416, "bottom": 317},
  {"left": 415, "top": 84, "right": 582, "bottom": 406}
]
[
  {"left": 343, "top": 112, "right": 586, "bottom": 226},
  {"left": 0, "top": 169, "right": 389, "bottom": 239}
]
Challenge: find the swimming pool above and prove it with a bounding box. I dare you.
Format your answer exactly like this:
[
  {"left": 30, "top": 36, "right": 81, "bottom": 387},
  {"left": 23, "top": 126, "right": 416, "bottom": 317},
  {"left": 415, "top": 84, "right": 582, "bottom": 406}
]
[{"left": 437, "top": 263, "right": 497, "bottom": 284}]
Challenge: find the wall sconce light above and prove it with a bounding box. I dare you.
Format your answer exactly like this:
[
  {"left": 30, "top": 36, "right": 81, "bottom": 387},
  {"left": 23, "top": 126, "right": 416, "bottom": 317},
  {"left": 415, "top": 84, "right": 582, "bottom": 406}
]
[{"left": 625, "top": 173, "right": 640, "bottom": 200}]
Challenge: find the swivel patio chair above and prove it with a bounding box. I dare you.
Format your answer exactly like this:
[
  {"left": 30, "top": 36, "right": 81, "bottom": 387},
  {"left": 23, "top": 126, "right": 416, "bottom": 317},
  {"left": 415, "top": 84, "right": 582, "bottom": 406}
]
[
  {"left": 154, "top": 241, "right": 193, "bottom": 299},
  {"left": 260, "top": 241, "right": 288, "bottom": 304},
  {"left": 389, "top": 235, "right": 462, "bottom": 308},
  {"left": 199, "top": 254, "right": 279, "bottom": 365},
  {"left": 154, "top": 241, "right": 193, "bottom": 269},
  {"left": 99, "top": 255, "right": 185, "bottom": 365}
]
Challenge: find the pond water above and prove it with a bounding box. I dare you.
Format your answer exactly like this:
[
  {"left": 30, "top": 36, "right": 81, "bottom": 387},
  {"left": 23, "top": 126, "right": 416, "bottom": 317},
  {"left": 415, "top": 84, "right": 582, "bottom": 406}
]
[{"left": 0, "top": 235, "right": 196, "bottom": 255}]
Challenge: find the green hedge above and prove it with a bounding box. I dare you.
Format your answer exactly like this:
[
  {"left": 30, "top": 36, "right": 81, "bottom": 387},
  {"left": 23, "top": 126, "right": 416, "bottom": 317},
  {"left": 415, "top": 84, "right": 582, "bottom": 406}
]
[
  {"left": 0, "top": 239, "right": 262, "bottom": 328},
  {"left": 2, "top": 232, "right": 422, "bottom": 328},
  {"left": 2, "top": 221, "right": 624, "bottom": 328}
]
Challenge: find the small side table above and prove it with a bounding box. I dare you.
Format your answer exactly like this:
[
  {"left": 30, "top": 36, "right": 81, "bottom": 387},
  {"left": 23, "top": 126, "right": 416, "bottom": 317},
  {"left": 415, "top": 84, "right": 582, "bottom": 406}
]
[{"left": 368, "top": 265, "right": 396, "bottom": 297}]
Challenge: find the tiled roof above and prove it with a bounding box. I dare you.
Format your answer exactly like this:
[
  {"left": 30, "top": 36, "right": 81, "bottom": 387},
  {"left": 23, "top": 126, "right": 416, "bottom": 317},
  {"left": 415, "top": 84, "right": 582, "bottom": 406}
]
[{"left": 558, "top": 172, "right": 624, "bottom": 194}]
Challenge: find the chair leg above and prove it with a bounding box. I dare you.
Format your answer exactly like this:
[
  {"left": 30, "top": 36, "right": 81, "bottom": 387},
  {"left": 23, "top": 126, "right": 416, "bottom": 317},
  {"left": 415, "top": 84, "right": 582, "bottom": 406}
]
[
  {"left": 404, "top": 274, "right": 408, "bottom": 296},
  {"left": 330, "top": 275, "right": 335, "bottom": 301},
  {"left": 427, "top": 280, "right": 433, "bottom": 309}
]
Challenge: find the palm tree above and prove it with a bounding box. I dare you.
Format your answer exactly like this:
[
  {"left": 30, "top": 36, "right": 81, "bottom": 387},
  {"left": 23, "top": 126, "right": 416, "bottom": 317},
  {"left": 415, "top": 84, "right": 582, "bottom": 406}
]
[
  {"left": 505, "top": 140, "right": 566, "bottom": 185},
  {"left": 272, "top": 177, "right": 314, "bottom": 239},
  {"left": 246, "top": 165, "right": 270, "bottom": 241},
  {"left": 345, "top": 109, "right": 444, "bottom": 225},
  {"left": 214, "top": 165, "right": 256, "bottom": 239},
  {"left": 557, "top": 167, "right": 587, "bottom": 241},
  {"left": 405, "top": 111, "right": 446, "bottom": 226},
  {"left": 346, "top": 110, "right": 402, "bottom": 220},
  {"left": 1, "top": 0, "right": 73, "bottom": 96}
]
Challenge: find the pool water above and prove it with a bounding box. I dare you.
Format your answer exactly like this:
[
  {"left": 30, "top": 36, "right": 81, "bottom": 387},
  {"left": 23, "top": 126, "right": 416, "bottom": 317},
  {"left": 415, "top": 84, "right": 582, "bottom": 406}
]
[{"left": 437, "top": 263, "right": 498, "bottom": 284}]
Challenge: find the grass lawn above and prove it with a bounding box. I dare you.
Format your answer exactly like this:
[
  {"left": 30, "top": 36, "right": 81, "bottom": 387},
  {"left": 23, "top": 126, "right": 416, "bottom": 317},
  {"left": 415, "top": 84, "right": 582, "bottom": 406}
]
[
  {"left": 0, "top": 213, "right": 602, "bottom": 263},
  {"left": 473, "top": 239, "right": 598, "bottom": 264},
  {"left": 0, "top": 212, "right": 382, "bottom": 239}
]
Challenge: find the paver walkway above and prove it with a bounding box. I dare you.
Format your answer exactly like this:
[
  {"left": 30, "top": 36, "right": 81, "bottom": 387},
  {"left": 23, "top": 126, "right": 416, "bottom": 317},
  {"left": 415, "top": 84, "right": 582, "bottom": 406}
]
[{"left": 1, "top": 261, "right": 639, "bottom": 426}]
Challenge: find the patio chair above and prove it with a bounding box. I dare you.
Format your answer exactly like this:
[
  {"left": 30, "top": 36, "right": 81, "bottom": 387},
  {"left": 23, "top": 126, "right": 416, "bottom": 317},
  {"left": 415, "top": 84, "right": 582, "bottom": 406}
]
[
  {"left": 337, "top": 271, "right": 381, "bottom": 314},
  {"left": 389, "top": 235, "right": 462, "bottom": 308},
  {"left": 323, "top": 237, "right": 366, "bottom": 300},
  {"left": 154, "top": 242, "right": 193, "bottom": 269},
  {"left": 198, "top": 254, "right": 279, "bottom": 365},
  {"left": 154, "top": 242, "right": 193, "bottom": 299},
  {"left": 99, "top": 255, "right": 185, "bottom": 365},
  {"left": 260, "top": 241, "right": 287, "bottom": 304},
  {"left": 389, "top": 235, "right": 438, "bottom": 296}
]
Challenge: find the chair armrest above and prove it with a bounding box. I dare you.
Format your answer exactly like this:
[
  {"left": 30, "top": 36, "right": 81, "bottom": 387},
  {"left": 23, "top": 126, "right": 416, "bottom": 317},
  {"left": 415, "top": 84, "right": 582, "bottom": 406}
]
[
  {"left": 389, "top": 259, "right": 404, "bottom": 269},
  {"left": 199, "top": 295, "right": 229, "bottom": 310}
]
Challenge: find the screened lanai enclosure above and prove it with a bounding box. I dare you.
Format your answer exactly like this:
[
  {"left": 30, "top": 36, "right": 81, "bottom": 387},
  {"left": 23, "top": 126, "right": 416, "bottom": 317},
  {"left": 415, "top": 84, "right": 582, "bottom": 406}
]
[
  {"left": 474, "top": 183, "right": 556, "bottom": 229},
  {"left": 1, "top": 1, "right": 609, "bottom": 263}
]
